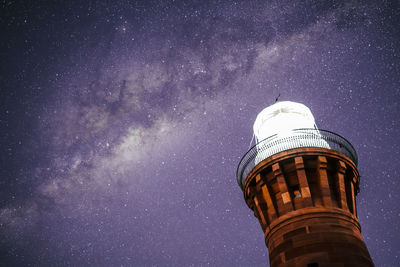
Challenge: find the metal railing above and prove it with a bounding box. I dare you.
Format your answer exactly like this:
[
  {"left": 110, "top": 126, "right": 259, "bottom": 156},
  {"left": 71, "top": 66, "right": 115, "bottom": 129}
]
[{"left": 236, "top": 129, "right": 357, "bottom": 189}]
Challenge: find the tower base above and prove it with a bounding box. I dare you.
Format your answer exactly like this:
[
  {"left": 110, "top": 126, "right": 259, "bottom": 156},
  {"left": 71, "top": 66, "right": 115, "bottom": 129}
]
[{"left": 266, "top": 207, "right": 372, "bottom": 267}]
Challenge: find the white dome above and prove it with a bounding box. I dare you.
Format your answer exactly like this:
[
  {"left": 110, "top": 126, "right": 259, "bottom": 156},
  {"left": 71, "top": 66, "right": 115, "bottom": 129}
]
[{"left": 253, "top": 101, "right": 316, "bottom": 142}]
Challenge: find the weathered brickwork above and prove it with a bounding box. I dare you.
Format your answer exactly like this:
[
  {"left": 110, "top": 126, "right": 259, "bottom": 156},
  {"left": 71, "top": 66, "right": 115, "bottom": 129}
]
[{"left": 243, "top": 147, "right": 374, "bottom": 267}]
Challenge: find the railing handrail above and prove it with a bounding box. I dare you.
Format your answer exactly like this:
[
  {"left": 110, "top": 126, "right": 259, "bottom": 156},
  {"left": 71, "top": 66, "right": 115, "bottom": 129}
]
[{"left": 236, "top": 128, "right": 357, "bottom": 190}]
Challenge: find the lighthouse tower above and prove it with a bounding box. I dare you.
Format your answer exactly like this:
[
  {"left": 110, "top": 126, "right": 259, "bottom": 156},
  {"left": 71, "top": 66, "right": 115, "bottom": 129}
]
[{"left": 237, "top": 101, "right": 374, "bottom": 267}]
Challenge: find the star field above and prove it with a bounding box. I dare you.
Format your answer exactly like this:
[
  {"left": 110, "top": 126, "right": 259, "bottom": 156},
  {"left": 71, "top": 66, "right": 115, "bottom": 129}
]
[{"left": 1, "top": 1, "right": 399, "bottom": 266}]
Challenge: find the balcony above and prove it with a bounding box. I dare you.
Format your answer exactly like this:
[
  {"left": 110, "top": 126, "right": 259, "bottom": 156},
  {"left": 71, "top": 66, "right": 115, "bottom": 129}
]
[{"left": 236, "top": 129, "right": 358, "bottom": 190}]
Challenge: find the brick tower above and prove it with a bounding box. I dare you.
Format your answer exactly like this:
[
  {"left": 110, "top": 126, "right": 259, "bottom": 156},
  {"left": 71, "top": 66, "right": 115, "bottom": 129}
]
[{"left": 237, "top": 101, "right": 374, "bottom": 267}]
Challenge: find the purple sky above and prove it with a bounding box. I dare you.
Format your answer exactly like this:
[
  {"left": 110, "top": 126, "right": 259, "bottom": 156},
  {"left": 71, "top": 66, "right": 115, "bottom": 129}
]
[{"left": 1, "top": 1, "right": 399, "bottom": 266}]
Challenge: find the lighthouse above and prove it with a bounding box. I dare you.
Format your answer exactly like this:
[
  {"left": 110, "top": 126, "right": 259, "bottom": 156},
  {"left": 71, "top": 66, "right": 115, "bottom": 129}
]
[{"left": 237, "top": 101, "right": 374, "bottom": 267}]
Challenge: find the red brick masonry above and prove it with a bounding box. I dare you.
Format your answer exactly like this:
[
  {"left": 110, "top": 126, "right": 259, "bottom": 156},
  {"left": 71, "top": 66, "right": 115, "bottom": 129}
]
[{"left": 243, "top": 147, "right": 374, "bottom": 267}]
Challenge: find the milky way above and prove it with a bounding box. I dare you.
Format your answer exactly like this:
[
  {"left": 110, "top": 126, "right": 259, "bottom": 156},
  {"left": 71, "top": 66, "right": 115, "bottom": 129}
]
[{"left": 1, "top": 1, "right": 399, "bottom": 266}]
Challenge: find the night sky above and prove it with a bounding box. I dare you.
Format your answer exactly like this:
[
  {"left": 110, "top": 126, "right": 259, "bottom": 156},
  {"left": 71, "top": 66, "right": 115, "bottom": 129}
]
[{"left": 1, "top": 1, "right": 399, "bottom": 266}]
